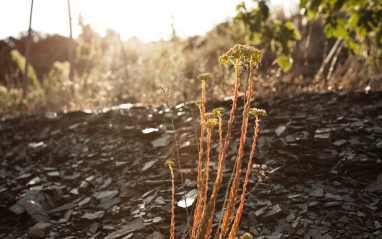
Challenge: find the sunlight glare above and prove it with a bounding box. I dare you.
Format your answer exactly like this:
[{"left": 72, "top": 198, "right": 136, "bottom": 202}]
[{"left": 1, "top": 0, "right": 299, "bottom": 42}]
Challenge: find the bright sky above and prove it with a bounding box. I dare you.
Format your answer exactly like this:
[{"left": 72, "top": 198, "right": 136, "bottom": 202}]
[{"left": 0, "top": 0, "right": 299, "bottom": 43}]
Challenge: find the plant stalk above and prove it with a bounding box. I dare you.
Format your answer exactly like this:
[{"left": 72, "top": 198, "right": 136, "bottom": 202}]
[
  {"left": 191, "top": 80, "right": 206, "bottom": 239},
  {"left": 229, "top": 115, "right": 259, "bottom": 238},
  {"left": 196, "top": 59, "right": 240, "bottom": 239},
  {"left": 201, "top": 128, "right": 212, "bottom": 216},
  {"left": 218, "top": 63, "right": 254, "bottom": 239}
]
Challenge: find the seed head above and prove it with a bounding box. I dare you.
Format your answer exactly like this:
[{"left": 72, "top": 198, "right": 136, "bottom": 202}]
[
  {"left": 197, "top": 73, "right": 211, "bottom": 81},
  {"left": 212, "top": 107, "right": 224, "bottom": 118},
  {"left": 253, "top": 108, "right": 267, "bottom": 117},
  {"left": 219, "top": 44, "right": 261, "bottom": 67},
  {"left": 239, "top": 233, "right": 253, "bottom": 239},
  {"left": 160, "top": 86, "right": 175, "bottom": 107},
  {"left": 244, "top": 108, "right": 267, "bottom": 117},
  {"left": 164, "top": 161, "right": 174, "bottom": 168},
  {"left": 204, "top": 113, "right": 215, "bottom": 120},
  {"left": 203, "top": 118, "right": 218, "bottom": 129},
  {"left": 195, "top": 100, "right": 203, "bottom": 109},
  {"left": 178, "top": 75, "right": 188, "bottom": 85}
]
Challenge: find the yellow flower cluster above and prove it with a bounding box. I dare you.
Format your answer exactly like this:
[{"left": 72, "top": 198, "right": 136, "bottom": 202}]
[
  {"left": 203, "top": 118, "right": 218, "bottom": 129},
  {"left": 204, "top": 113, "right": 215, "bottom": 120},
  {"left": 203, "top": 107, "right": 225, "bottom": 128},
  {"left": 164, "top": 160, "right": 174, "bottom": 168},
  {"left": 219, "top": 44, "right": 261, "bottom": 66},
  {"left": 212, "top": 107, "right": 225, "bottom": 118},
  {"left": 195, "top": 100, "right": 203, "bottom": 109},
  {"left": 244, "top": 108, "right": 267, "bottom": 117},
  {"left": 197, "top": 73, "right": 211, "bottom": 81}
]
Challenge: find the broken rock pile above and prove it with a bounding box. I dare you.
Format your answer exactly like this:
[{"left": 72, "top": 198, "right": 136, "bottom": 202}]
[{"left": 0, "top": 90, "right": 381, "bottom": 238}]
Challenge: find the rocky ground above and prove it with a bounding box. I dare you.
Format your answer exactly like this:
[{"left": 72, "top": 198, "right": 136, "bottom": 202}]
[{"left": 0, "top": 90, "right": 382, "bottom": 239}]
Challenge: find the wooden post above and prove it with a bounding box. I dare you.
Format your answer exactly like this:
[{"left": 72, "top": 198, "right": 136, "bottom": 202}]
[
  {"left": 67, "top": 0, "right": 75, "bottom": 94},
  {"left": 22, "top": 0, "right": 34, "bottom": 99}
]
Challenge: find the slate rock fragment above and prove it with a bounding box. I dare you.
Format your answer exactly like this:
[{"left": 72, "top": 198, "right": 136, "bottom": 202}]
[
  {"left": 314, "top": 128, "right": 332, "bottom": 146},
  {"left": 141, "top": 160, "right": 157, "bottom": 173},
  {"left": 259, "top": 204, "right": 283, "bottom": 222},
  {"left": 177, "top": 189, "right": 198, "bottom": 208},
  {"left": 81, "top": 211, "right": 105, "bottom": 220},
  {"left": 9, "top": 197, "right": 26, "bottom": 215},
  {"left": 25, "top": 200, "right": 50, "bottom": 222},
  {"left": 10, "top": 189, "right": 51, "bottom": 221},
  {"left": 78, "top": 181, "right": 91, "bottom": 194},
  {"left": 151, "top": 135, "right": 170, "bottom": 148},
  {"left": 78, "top": 197, "right": 91, "bottom": 207},
  {"left": 104, "top": 219, "right": 145, "bottom": 239},
  {"left": 147, "top": 231, "right": 165, "bottom": 239},
  {"left": 99, "top": 197, "right": 122, "bottom": 210},
  {"left": 28, "top": 222, "right": 52, "bottom": 239},
  {"left": 332, "top": 139, "right": 347, "bottom": 147},
  {"left": 93, "top": 190, "right": 118, "bottom": 200},
  {"left": 275, "top": 125, "right": 287, "bottom": 136},
  {"left": 47, "top": 171, "right": 60, "bottom": 181},
  {"left": 365, "top": 180, "right": 382, "bottom": 193},
  {"left": 49, "top": 203, "right": 75, "bottom": 214}
]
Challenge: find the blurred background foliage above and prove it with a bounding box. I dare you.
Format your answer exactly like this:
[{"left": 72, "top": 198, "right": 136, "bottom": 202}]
[
  {"left": 0, "top": 0, "right": 381, "bottom": 115},
  {"left": 235, "top": 0, "right": 301, "bottom": 71}
]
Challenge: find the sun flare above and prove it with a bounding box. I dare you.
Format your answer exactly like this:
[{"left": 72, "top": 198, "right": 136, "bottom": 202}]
[{"left": 0, "top": 0, "right": 299, "bottom": 42}]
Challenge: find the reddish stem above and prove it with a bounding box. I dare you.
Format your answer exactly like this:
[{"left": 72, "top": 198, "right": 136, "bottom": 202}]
[
  {"left": 229, "top": 116, "right": 259, "bottom": 239},
  {"left": 170, "top": 165, "right": 175, "bottom": 239},
  {"left": 196, "top": 60, "right": 240, "bottom": 239},
  {"left": 191, "top": 81, "right": 206, "bottom": 239},
  {"left": 202, "top": 129, "right": 212, "bottom": 215},
  {"left": 219, "top": 64, "right": 254, "bottom": 239}
]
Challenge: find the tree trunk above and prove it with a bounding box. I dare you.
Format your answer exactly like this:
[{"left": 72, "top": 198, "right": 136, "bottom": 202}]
[
  {"left": 326, "top": 40, "right": 344, "bottom": 83},
  {"left": 313, "top": 37, "right": 343, "bottom": 86},
  {"left": 22, "top": 0, "right": 34, "bottom": 99},
  {"left": 304, "top": 18, "right": 313, "bottom": 66},
  {"left": 67, "top": 0, "right": 75, "bottom": 95}
]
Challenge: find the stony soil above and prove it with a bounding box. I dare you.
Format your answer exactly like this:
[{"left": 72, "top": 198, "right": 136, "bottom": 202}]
[{"left": 1, "top": 90, "right": 382, "bottom": 239}]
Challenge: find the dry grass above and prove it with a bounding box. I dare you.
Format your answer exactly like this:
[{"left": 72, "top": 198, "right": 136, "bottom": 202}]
[{"left": 1, "top": 15, "right": 381, "bottom": 116}]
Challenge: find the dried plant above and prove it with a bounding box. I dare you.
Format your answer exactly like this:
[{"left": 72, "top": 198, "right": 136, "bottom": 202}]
[
  {"left": 201, "top": 117, "right": 218, "bottom": 217},
  {"left": 164, "top": 161, "right": 176, "bottom": 239},
  {"left": 161, "top": 86, "right": 190, "bottom": 236},
  {"left": 164, "top": 44, "right": 265, "bottom": 239},
  {"left": 195, "top": 46, "right": 246, "bottom": 238},
  {"left": 217, "top": 45, "right": 261, "bottom": 239},
  {"left": 192, "top": 44, "right": 263, "bottom": 239},
  {"left": 191, "top": 73, "right": 211, "bottom": 239},
  {"left": 228, "top": 108, "right": 266, "bottom": 238}
]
